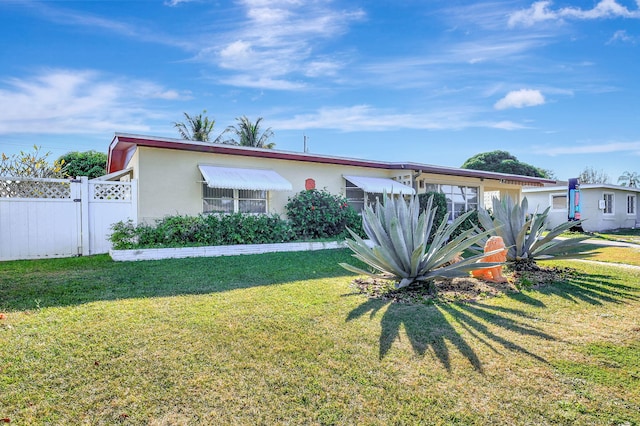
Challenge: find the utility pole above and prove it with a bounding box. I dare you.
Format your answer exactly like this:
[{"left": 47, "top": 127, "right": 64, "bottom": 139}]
[{"left": 303, "top": 134, "right": 309, "bottom": 153}]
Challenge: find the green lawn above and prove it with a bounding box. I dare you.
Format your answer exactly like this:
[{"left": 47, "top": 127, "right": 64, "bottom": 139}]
[
  {"left": 563, "top": 228, "right": 640, "bottom": 245},
  {"left": 1, "top": 250, "right": 639, "bottom": 424},
  {"left": 593, "top": 228, "right": 640, "bottom": 245},
  {"left": 555, "top": 239, "right": 640, "bottom": 267},
  {"left": 559, "top": 228, "right": 640, "bottom": 267}
]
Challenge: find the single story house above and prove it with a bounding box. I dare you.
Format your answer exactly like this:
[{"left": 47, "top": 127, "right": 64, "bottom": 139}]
[
  {"left": 523, "top": 184, "right": 640, "bottom": 232},
  {"left": 106, "top": 133, "right": 554, "bottom": 224}
]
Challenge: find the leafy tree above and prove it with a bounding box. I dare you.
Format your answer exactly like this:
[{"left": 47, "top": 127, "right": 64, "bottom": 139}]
[
  {"left": 578, "top": 166, "right": 610, "bottom": 184},
  {"left": 461, "top": 150, "right": 549, "bottom": 178},
  {"left": 222, "top": 116, "right": 275, "bottom": 149},
  {"left": 541, "top": 168, "right": 558, "bottom": 180},
  {"left": 618, "top": 171, "right": 639, "bottom": 188},
  {"left": 174, "top": 110, "right": 222, "bottom": 142},
  {"left": 57, "top": 150, "right": 107, "bottom": 179},
  {"left": 0, "top": 145, "right": 65, "bottom": 178}
]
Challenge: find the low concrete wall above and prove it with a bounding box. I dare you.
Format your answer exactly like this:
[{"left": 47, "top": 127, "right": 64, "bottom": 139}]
[{"left": 110, "top": 240, "right": 348, "bottom": 261}]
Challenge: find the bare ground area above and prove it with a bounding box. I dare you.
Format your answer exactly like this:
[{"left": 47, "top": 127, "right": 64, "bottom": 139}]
[{"left": 351, "top": 266, "right": 578, "bottom": 304}]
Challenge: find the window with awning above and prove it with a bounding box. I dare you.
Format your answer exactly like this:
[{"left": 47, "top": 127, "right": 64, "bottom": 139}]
[
  {"left": 343, "top": 175, "right": 415, "bottom": 211},
  {"left": 425, "top": 183, "right": 479, "bottom": 221},
  {"left": 199, "top": 165, "right": 293, "bottom": 191},
  {"left": 199, "top": 165, "right": 292, "bottom": 214},
  {"left": 343, "top": 175, "right": 415, "bottom": 195}
]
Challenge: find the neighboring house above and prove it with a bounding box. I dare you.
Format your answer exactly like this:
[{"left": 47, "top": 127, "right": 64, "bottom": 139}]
[
  {"left": 523, "top": 184, "right": 640, "bottom": 232},
  {"left": 106, "top": 133, "right": 554, "bottom": 224}
]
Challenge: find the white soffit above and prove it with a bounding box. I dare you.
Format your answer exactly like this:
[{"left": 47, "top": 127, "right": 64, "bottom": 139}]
[
  {"left": 199, "top": 165, "right": 293, "bottom": 191},
  {"left": 344, "top": 175, "right": 415, "bottom": 195},
  {"left": 90, "top": 168, "right": 133, "bottom": 182}
]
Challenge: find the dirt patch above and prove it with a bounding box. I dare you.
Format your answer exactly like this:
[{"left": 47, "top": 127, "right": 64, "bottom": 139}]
[{"left": 351, "top": 266, "right": 576, "bottom": 304}]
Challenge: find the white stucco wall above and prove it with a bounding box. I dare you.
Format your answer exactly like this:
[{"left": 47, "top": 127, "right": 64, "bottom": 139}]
[
  {"left": 124, "top": 145, "right": 535, "bottom": 224},
  {"left": 523, "top": 185, "right": 640, "bottom": 232},
  {"left": 128, "top": 146, "right": 415, "bottom": 223}
]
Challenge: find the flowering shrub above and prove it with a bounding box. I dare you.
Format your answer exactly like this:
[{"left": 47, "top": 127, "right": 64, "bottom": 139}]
[{"left": 285, "top": 189, "right": 363, "bottom": 239}]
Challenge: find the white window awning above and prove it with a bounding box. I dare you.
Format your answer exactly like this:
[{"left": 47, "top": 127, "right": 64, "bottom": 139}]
[
  {"left": 344, "top": 175, "right": 415, "bottom": 195},
  {"left": 199, "top": 165, "right": 293, "bottom": 191}
]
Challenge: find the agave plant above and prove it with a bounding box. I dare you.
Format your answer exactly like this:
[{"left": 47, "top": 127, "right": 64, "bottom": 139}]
[
  {"left": 340, "top": 194, "right": 503, "bottom": 289},
  {"left": 477, "top": 195, "right": 589, "bottom": 269}
]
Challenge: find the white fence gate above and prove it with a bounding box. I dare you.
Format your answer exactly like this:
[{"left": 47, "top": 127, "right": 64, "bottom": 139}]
[{"left": 0, "top": 176, "right": 137, "bottom": 261}]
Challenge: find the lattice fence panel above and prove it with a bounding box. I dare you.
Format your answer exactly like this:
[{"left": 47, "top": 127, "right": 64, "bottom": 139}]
[
  {"left": 91, "top": 183, "right": 131, "bottom": 201},
  {"left": 0, "top": 179, "right": 71, "bottom": 199}
]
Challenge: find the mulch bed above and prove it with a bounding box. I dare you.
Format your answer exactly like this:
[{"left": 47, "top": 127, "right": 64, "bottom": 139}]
[{"left": 351, "top": 266, "right": 577, "bottom": 304}]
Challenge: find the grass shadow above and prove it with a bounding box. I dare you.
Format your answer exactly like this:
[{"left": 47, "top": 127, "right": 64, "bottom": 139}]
[
  {"left": 504, "top": 290, "right": 547, "bottom": 307},
  {"left": 345, "top": 263, "right": 640, "bottom": 371},
  {"left": 347, "top": 298, "right": 485, "bottom": 371},
  {"left": 535, "top": 272, "right": 639, "bottom": 305},
  {"left": 346, "top": 295, "right": 555, "bottom": 372},
  {"left": 0, "top": 249, "right": 359, "bottom": 311}
]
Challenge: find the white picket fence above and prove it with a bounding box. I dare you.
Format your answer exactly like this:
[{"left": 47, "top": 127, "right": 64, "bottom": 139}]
[{"left": 0, "top": 176, "right": 137, "bottom": 261}]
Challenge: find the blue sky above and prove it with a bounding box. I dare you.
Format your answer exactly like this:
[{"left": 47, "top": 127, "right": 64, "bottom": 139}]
[{"left": 1, "top": 0, "right": 639, "bottom": 181}]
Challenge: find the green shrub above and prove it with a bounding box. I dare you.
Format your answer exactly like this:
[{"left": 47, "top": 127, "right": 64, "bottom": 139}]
[
  {"left": 108, "top": 219, "right": 138, "bottom": 249},
  {"left": 155, "top": 215, "right": 203, "bottom": 244},
  {"left": 418, "top": 191, "right": 447, "bottom": 241},
  {"left": 285, "top": 189, "right": 363, "bottom": 239},
  {"left": 109, "top": 213, "right": 295, "bottom": 249}
]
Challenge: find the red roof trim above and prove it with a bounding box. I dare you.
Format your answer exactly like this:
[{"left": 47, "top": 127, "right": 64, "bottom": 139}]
[
  {"left": 107, "top": 133, "right": 555, "bottom": 185},
  {"left": 111, "top": 134, "right": 405, "bottom": 171}
]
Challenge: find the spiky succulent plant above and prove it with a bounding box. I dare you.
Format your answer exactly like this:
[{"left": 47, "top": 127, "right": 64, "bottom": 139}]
[
  {"left": 340, "top": 194, "right": 503, "bottom": 289},
  {"left": 477, "top": 195, "right": 589, "bottom": 269}
]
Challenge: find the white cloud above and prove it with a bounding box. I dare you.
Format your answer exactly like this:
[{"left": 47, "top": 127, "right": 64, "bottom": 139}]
[
  {"left": 24, "top": 2, "right": 193, "bottom": 50},
  {"left": 508, "top": 1, "right": 558, "bottom": 27},
  {"left": 355, "top": 32, "right": 553, "bottom": 92},
  {"left": 608, "top": 29, "right": 638, "bottom": 44},
  {"left": 164, "top": 0, "right": 196, "bottom": 6},
  {"left": 494, "top": 89, "right": 545, "bottom": 110},
  {"left": 219, "top": 40, "right": 255, "bottom": 69},
  {"left": 304, "top": 60, "right": 342, "bottom": 78},
  {"left": 133, "top": 82, "right": 192, "bottom": 100},
  {"left": 509, "top": 0, "right": 640, "bottom": 28},
  {"left": 220, "top": 75, "right": 305, "bottom": 91},
  {"left": 490, "top": 121, "right": 528, "bottom": 130},
  {"left": 270, "top": 105, "right": 524, "bottom": 132},
  {"left": 540, "top": 140, "right": 640, "bottom": 156},
  {"left": 0, "top": 69, "right": 186, "bottom": 135},
  {"left": 200, "top": 1, "right": 365, "bottom": 90}
]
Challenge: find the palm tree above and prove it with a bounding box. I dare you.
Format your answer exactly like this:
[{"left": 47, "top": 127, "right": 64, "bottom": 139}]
[
  {"left": 618, "top": 171, "right": 639, "bottom": 188},
  {"left": 223, "top": 116, "right": 275, "bottom": 149},
  {"left": 173, "top": 110, "right": 220, "bottom": 142}
]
